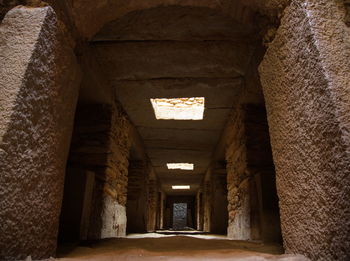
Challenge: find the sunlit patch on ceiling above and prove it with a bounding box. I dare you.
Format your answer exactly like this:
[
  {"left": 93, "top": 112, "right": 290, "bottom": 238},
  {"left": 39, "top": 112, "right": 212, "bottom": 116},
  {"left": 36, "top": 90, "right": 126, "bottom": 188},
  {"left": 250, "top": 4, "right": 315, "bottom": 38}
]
[
  {"left": 150, "top": 97, "right": 205, "bottom": 120},
  {"left": 167, "top": 163, "right": 194, "bottom": 170},
  {"left": 172, "top": 185, "right": 191, "bottom": 190}
]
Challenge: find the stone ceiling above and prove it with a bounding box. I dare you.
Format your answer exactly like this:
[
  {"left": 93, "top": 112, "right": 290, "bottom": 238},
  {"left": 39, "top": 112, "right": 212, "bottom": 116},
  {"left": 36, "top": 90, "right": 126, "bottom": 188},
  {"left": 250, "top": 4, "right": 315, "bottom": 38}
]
[{"left": 90, "top": 6, "right": 256, "bottom": 195}]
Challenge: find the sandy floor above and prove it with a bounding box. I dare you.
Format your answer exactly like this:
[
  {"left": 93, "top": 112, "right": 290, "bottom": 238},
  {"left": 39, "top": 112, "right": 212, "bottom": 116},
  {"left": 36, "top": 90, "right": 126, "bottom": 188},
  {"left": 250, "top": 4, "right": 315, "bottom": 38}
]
[{"left": 57, "top": 234, "right": 310, "bottom": 261}]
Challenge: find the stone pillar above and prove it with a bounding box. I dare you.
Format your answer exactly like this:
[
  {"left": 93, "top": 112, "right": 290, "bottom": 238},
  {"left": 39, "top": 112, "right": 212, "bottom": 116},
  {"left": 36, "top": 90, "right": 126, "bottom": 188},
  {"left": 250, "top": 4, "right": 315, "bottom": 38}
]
[
  {"left": 202, "top": 180, "right": 211, "bottom": 232},
  {"left": 259, "top": 0, "right": 350, "bottom": 260},
  {"left": 147, "top": 179, "right": 158, "bottom": 232},
  {"left": 0, "top": 6, "right": 80, "bottom": 260},
  {"left": 159, "top": 191, "right": 165, "bottom": 229},
  {"left": 196, "top": 190, "right": 202, "bottom": 231},
  {"left": 126, "top": 161, "right": 148, "bottom": 232},
  {"left": 225, "top": 107, "right": 251, "bottom": 240},
  {"left": 210, "top": 173, "right": 228, "bottom": 234},
  {"left": 68, "top": 103, "right": 131, "bottom": 239}
]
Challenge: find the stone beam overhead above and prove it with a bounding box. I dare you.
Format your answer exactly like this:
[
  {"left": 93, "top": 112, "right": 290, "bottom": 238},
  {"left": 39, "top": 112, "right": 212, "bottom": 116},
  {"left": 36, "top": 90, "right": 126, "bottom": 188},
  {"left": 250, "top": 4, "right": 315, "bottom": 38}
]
[
  {"left": 71, "top": 0, "right": 255, "bottom": 39},
  {"left": 0, "top": 6, "right": 81, "bottom": 260},
  {"left": 112, "top": 78, "right": 243, "bottom": 103},
  {"left": 69, "top": 0, "right": 292, "bottom": 39},
  {"left": 141, "top": 128, "right": 220, "bottom": 151},
  {"left": 92, "top": 41, "right": 253, "bottom": 78},
  {"left": 92, "top": 6, "right": 256, "bottom": 42},
  {"left": 111, "top": 78, "right": 243, "bottom": 131}
]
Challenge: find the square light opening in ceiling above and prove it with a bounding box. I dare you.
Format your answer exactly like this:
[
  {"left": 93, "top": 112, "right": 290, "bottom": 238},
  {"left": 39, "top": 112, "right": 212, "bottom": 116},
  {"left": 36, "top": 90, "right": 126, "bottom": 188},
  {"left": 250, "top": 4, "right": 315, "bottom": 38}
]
[
  {"left": 172, "top": 185, "right": 191, "bottom": 190},
  {"left": 150, "top": 97, "right": 205, "bottom": 120},
  {"left": 167, "top": 163, "right": 194, "bottom": 170}
]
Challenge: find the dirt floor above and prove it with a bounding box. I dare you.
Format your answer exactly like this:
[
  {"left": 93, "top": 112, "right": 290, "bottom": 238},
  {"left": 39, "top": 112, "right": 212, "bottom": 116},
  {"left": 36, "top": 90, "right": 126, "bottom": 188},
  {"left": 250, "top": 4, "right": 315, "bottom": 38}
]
[{"left": 55, "top": 234, "right": 310, "bottom": 261}]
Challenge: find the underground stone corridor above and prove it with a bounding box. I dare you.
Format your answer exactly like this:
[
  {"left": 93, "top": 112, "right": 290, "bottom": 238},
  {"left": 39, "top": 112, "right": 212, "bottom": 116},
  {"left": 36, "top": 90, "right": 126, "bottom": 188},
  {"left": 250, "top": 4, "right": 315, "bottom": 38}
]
[{"left": 0, "top": 1, "right": 349, "bottom": 261}]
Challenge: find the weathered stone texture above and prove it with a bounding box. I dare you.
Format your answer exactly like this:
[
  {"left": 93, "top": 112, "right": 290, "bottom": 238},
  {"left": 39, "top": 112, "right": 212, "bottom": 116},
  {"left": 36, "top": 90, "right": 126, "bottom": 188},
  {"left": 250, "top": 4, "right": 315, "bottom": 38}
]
[
  {"left": 126, "top": 161, "right": 149, "bottom": 232},
  {"left": 68, "top": 103, "right": 131, "bottom": 239},
  {"left": 196, "top": 191, "right": 203, "bottom": 230},
  {"left": 225, "top": 105, "right": 280, "bottom": 241},
  {"left": 210, "top": 172, "right": 228, "bottom": 234},
  {"left": 244, "top": 106, "right": 281, "bottom": 243},
  {"left": 68, "top": 0, "right": 292, "bottom": 39},
  {"left": 225, "top": 107, "right": 251, "bottom": 240},
  {"left": 0, "top": 6, "right": 80, "bottom": 260},
  {"left": 147, "top": 178, "right": 158, "bottom": 232},
  {"left": 259, "top": 0, "right": 350, "bottom": 260},
  {"left": 71, "top": 0, "right": 255, "bottom": 39},
  {"left": 202, "top": 178, "right": 212, "bottom": 232},
  {"left": 93, "top": 42, "right": 252, "bottom": 80},
  {"left": 94, "top": 6, "right": 255, "bottom": 42}
]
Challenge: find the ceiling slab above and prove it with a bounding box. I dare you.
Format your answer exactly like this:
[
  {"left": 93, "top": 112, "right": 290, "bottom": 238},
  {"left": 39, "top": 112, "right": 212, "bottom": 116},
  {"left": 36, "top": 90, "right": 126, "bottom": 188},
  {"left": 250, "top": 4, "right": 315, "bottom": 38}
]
[
  {"left": 89, "top": 6, "right": 253, "bottom": 195},
  {"left": 92, "top": 41, "right": 253, "bottom": 79},
  {"left": 93, "top": 6, "right": 256, "bottom": 42},
  {"left": 140, "top": 127, "right": 221, "bottom": 151}
]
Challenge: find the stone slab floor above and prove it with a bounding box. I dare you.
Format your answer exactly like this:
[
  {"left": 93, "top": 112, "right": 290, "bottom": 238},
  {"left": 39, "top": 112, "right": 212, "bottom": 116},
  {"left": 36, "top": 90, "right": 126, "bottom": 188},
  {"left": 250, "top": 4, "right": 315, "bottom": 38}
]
[{"left": 55, "top": 234, "right": 310, "bottom": 261}]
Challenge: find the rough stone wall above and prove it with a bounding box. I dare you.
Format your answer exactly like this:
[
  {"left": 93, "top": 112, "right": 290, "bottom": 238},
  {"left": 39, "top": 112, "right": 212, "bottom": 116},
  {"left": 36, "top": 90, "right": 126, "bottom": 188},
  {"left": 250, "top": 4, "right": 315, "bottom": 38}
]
[
  {"left": 225, "top": 103, "right": 282, "bottom": 242},
  {"left": 210, "top": 173, "right": 228, "bottom": 234},
  {"left": 146, "top": 178, "right": 158, "bottom": 232},
  {"left": 202, "top": 179, "right": 212, "bottom": 232},
  {"left": 126, "top": 161, "right": 148, "bottom": 232},
  {"left": 126, "top": 160, "right": 159, "bottom": 233},
  {"left": 244, "top": 105, "right": 281, "bottom": 242},
  {"left": 0, "top": 6, "right": 80, "bottom": 260},
  {"left": 196, "top": 190, "right": 203, "bottom": 231},
  {"left": 68, "top": 102, "right": 131, "bottom": 239},
  {"left": 259, "top": 0, "right": 350, "bottom": 260},
  {"left": 158, "top": 191, "right": 165, "bottom": 229},
  {"left": 225, "top": 107, "right": 251, "bottom": 240}
]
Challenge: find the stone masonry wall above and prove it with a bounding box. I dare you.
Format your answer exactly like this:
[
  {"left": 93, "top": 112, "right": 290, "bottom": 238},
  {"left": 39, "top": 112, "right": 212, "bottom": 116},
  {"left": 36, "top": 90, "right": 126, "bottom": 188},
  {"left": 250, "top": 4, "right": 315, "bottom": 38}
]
[
  {"left": 202, "top": 177, "right": 212, "bottom": 232},
  {"left": 196, "top": 190, "right": 203, "bottom": 231},
  {"left": 225, "top": 106, "right": 251, "bottom": 240},
  {"left": 244, "top": 105, "right": 281, "bottom": 243},
  {"left": 126, "top": 161, "right": 148, "bottom": 232},
  {"left": 259, "top": 0, "right": 350, "bottom": 260},
  {"left": 68, "top": 102, "right": 131, "bottom": 239},
  {"left": 147, "top": 178, "right": 158, "bottom": 232},
  {"left": 126, "top": 160, "right": 158, "bottom": 233},
  {"left": 210, "top": 172, "right": 228, "bottom": 234}
]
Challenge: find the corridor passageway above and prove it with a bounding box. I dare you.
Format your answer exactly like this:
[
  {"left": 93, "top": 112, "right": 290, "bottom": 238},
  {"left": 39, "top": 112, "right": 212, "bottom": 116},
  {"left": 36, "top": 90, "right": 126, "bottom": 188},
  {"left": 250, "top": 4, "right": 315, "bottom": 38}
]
[
  {"left": 0, "top": 1, "right": 349, "bottom": 261},
  {"left": 58, "top": 4, "right": 282, "bottom": 248}
]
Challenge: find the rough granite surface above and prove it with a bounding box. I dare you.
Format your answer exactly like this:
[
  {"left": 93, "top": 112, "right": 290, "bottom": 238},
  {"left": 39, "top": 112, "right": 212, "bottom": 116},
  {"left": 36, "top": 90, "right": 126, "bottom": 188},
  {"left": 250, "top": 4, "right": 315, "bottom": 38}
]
[
  {"left": 259, "top": 0, "right": 350, "bottom": 260},
  {"left": 0, "top": 6, "right": 80, "bottom": 260}
]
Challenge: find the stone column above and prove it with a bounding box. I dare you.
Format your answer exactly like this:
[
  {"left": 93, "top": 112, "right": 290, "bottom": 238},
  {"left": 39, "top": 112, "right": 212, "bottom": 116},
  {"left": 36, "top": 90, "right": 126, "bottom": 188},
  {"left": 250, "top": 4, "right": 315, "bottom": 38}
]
[
  {"left": 146, "top": 179, "right": 158, "bottom": 232},
  {"left": 159, "top": 191, "right": 165, "bottom": 229},
  {"left": 202, "top": 180, "right": 211, "bottom": 232},
  {"left": 196, "top": 190, "right": 202, "bottom": 231},
  {"left": 126, "top": 161, "right": 148, "bottom": 232},
  {"left": 0, "top": 6, "right": 80, "bottom": 260},
  {"left": 259, "top": 0, "right": 350, "bottom": 260},
  {"left": 225, "top": 107, "right": 251, "bottom": 240},
  {"left": 68, "top": 103, "right": 131, "bottom": 239}
]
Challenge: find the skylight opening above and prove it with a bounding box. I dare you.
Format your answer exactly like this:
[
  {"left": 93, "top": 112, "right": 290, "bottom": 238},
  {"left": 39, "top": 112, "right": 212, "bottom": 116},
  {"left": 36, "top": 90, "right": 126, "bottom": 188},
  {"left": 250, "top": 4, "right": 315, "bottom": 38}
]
[
  {"left": 172, "top": 185, "right": 191, "bottom": 190},
  {"left": 167, "top": 163, "right": 194, "bottom": 170},
  {"left": 150, "top": 97, "right": 205, "bottom": 120}
]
